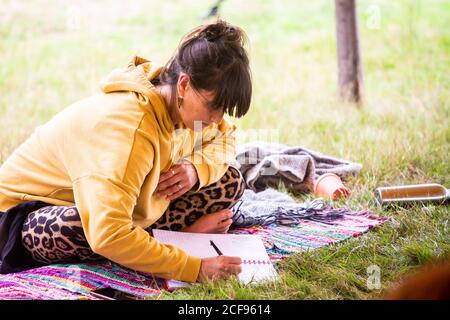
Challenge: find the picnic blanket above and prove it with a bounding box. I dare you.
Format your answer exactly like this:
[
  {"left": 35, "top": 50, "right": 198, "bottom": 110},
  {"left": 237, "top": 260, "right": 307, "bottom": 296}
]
[
  {"left": 0, "top": 262, "right": 165, "bottom": 300},
  {"left": 0, "top": 210, "right": 387, "bottom": 299},
  {"left": 230, "top": 211, "right": 387, "bottom": 262}
]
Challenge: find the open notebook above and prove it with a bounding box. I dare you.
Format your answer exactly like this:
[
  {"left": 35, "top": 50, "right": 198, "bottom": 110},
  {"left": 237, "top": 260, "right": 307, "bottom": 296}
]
[{"left": 152, "top": 229, "right": 278, "bottom": 289}]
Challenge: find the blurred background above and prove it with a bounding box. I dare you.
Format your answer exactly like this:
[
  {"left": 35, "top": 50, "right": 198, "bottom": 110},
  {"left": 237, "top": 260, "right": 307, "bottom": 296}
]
[{"left": 1, "top": 1, "right": 448, "bottom": 158}]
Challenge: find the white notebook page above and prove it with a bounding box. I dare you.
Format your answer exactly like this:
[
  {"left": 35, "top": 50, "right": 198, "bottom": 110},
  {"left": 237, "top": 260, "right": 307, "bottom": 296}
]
[{"left": 152, "top": 229, "right": 278, "bottom": 285}]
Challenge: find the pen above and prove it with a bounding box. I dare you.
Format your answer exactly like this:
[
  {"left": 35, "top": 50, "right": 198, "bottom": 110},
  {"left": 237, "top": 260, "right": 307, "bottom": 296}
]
[{"left": 210, "top": 240, "right": 223, "bottom": 256}]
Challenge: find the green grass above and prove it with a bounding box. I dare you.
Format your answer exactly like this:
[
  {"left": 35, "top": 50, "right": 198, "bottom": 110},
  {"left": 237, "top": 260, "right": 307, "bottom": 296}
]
[{"left": 1, "top": 0, "right": 449, "bottom": 299}]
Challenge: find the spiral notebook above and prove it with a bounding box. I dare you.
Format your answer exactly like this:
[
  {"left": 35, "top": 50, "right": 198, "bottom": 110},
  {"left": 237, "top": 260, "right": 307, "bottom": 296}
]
[{"left": 152, "top": 229, "right": 278, "bottom": 289}]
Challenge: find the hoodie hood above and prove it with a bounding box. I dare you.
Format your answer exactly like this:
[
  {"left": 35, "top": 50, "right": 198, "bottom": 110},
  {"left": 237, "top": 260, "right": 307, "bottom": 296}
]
[
  {"left": 100, "top": 55, "right": 178, "bottom": 132},
  {"left": 100, "top": 55, "right": 163, "bottom": 99}
]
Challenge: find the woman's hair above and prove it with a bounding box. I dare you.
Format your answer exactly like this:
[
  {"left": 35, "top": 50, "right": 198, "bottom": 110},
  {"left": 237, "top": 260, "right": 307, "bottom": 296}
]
[{"left": 156, "top": 20, "right": 252, "bottom": 118}]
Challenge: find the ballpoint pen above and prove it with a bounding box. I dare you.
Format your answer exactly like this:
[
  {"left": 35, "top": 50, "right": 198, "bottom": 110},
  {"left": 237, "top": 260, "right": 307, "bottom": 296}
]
[{"left": 210, "top": 240, "right": 223, "bottom": 256}]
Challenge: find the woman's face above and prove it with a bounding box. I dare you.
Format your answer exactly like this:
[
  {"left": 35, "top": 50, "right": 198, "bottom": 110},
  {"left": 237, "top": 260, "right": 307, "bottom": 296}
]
[{"left": 177, "top": 73, "right": 224, "bottom": 131}]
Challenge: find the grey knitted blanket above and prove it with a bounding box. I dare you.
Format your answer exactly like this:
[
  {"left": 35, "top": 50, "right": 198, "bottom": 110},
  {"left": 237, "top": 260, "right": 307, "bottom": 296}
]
[
  {"left": 229, "top": 142, "right": 363, "bottom": 228},
  {"left": 230, "top": 141, "right": 362, "bottom": 193}
]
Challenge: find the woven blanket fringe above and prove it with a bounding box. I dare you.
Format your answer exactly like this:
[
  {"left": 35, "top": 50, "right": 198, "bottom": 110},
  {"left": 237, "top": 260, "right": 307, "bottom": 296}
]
[{"left": 232, "top": 198, "right": 358, "bottom": 228}]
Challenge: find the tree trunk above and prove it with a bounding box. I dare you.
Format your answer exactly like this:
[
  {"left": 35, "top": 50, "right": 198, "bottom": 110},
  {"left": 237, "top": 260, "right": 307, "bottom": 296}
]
[{"left": 335, "top": 0, "right": 364, "bottom": 105}]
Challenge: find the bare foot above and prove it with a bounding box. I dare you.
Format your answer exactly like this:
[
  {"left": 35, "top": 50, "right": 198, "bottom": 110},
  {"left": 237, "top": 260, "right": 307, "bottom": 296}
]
[{"left": 182, "top": 209, "right": 233, "bottom": 234}]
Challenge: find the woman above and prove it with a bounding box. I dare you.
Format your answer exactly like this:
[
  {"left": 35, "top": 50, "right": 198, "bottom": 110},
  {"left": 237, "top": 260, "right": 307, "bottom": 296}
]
[{"left": 0, "top": 20, "right": 252, "bottom": 283}]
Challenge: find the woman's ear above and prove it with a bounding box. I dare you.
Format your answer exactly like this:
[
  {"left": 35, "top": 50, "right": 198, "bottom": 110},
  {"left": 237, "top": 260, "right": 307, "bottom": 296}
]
[{"left": 177, "top": 73, "right": 190, "bottom": 97}]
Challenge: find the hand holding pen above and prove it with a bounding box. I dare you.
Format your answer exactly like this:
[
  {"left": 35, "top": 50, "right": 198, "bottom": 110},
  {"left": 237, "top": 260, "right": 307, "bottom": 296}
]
[{"left": 196, "top": 240, "right": 242, "bottom": 282}]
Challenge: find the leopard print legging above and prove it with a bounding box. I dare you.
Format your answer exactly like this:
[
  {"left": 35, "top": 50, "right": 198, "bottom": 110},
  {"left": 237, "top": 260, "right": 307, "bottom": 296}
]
[{"left": 21, "top": 166, "right": 245, "bottom": 264}]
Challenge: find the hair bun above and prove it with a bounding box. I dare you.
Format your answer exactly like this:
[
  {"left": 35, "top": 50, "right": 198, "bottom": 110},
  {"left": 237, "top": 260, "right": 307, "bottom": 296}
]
[
  {"left": 199, "top": 21, "right": 239, "bottom": 42},
  {"left": 201, "top": 29, "right": 221, "bottom": 41},
  {"left": 160, "top": 19, "right": 251, "bottom": 119}
]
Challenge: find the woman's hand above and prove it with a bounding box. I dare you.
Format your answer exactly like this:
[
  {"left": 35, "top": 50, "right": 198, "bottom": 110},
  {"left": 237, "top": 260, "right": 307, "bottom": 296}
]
[
  {"left": 197, "top": 256, "right": 242, "bottom": 282},
  {"left": 155, "top": 160, "right": 199, "bottom": 201}
]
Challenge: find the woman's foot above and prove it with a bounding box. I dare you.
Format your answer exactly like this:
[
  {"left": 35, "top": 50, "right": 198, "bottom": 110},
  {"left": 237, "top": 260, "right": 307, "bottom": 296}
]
[{"left": 181, "top": 209, "right": 233, "bottom": 234}]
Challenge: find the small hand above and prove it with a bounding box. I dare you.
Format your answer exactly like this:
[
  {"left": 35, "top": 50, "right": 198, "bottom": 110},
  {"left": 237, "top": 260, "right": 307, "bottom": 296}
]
[{"left": 155, "top": 161, "right": 198, "bottom": 201}]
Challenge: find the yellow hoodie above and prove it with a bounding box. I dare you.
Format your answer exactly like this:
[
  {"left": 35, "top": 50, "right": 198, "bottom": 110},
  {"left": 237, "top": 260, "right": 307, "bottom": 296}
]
[{"left": 0, "top": 55, "right": 237, "bottom": 282}]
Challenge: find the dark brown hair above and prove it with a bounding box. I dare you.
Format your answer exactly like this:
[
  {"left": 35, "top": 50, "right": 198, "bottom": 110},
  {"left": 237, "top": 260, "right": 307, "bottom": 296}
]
[{"left": 156, "top": 20, "right": 252, "bottom": 118}]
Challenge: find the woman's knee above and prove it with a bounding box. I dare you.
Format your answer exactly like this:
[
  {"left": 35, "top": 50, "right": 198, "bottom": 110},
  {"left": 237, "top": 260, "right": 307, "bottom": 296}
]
[
  {"left": 21, "top": 205, "right": 102, "bottom": 264},
  {"left": 148, "top": 166, "right": 246, "bottom": 231},
  {"left": 181, "top": 165, "right": 245, "bottom": 216},
  {"left": 219, "top": 165, "right": 246, "bottom": 201}
]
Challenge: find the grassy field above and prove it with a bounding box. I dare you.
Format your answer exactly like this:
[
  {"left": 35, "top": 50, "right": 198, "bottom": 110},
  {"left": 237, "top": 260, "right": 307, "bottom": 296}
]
[{"left": 1, "top": 0, "right": 449, "bottom": 299}]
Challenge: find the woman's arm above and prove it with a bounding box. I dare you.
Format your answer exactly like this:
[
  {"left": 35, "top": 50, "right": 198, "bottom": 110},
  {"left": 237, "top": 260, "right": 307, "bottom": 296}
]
[
  {"left": 73, "top": 174, "right": 201, "bottom": 282},
  {"left": 65, "top": 112, "right": 201, "bottom": 282}
]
